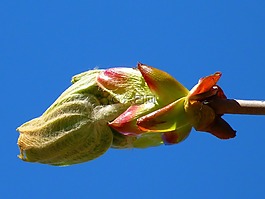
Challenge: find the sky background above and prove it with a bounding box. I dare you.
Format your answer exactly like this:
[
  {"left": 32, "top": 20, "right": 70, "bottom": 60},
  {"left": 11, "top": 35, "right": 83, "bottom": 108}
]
[{"left": 1, "top": 1, "right": 265, "bottom": 198}]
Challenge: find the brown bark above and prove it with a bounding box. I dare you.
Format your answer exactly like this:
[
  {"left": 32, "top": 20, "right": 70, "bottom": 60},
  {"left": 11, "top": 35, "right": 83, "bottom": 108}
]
[{"left": 208, "top": 99, "right": 265, "bottom": 115}]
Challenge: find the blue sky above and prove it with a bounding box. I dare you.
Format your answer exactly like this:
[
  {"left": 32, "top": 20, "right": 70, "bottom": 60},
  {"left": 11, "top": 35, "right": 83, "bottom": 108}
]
[{"left": 1, "top": 1, "right": 265, "bottom": 198}]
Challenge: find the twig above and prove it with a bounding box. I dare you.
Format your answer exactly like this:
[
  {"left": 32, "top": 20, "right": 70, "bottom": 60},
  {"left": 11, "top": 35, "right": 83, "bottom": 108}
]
[{"left": 208, "top": 99, "right": 265, "bottom": 115}]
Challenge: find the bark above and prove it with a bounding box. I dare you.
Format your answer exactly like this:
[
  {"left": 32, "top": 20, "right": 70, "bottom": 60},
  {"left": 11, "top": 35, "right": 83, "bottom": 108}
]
[{"left": 208, "top": 99, "right": 265, "bottom": 115}]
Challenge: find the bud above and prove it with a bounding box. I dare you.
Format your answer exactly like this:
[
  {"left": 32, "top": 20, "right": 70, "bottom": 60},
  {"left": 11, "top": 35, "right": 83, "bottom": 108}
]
[{"left": 17, "top": 63, "right": 236, "bottom": 166}]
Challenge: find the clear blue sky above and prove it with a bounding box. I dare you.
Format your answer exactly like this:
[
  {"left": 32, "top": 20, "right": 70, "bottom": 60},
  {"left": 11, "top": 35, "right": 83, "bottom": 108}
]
[{"left": 1, "top": 1, "right": 265, "bottom": 198}]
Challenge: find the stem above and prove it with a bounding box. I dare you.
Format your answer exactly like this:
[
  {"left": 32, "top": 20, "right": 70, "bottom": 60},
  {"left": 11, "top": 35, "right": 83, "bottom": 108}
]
[{"left": 208, "top": 99, "right": 265, "bottom": 115}]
